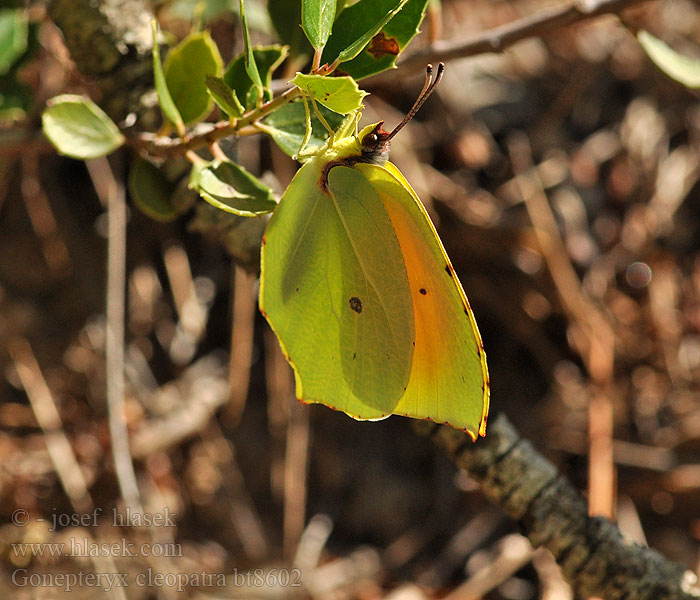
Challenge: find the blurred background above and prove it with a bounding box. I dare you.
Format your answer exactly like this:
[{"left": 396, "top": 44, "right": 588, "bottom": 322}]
[{"left": 1, "top": 0, "right": 700, "bottom": 597}]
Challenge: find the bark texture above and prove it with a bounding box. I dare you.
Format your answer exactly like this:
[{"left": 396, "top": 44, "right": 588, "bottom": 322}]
[
  {"left": 417, "top": 415, "right": 700, "bottom": 600},
  {"left": 49, "top": 0, "right": 159, "bottom": 127}
]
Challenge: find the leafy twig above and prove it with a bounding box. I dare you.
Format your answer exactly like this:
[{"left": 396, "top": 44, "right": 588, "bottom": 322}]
[
  {"left": 132, "top": 0, "right": 650, "bottom": 159},
  {"left": 131, "top": 65, "right": 339, "bottom": 157}
]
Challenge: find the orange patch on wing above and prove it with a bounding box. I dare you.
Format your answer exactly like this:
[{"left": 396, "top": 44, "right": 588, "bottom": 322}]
[
  {"left": 364, "top": 164, "right": 489, "bottom": 438},
  {"left": 382, "top": 200, "right": 446, "bottom": 378},
  {"left": 367, "top": 32, "right": 400, "bottom": 59}
]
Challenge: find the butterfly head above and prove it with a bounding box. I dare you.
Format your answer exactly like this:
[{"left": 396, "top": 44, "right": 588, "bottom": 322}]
[
  {"left": 356, "top": 62, "right": 445, "bottom": 167},
  {"left": 360, "top": 122, "right": 391, "bottom": 166}
]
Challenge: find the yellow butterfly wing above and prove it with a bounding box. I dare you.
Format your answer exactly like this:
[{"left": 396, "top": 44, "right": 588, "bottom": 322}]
[{"left": 356, "top": 161, "right": 489, "bottom": 439}]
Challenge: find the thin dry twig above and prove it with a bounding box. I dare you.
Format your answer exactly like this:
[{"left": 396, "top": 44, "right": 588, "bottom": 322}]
[
  {"left": 224, "top": 264, "right": 257, "bottom": 425},
  {"left": 443, "top": 534, "right": 537, "bottom": 600},
  {"left": 7, "top": 336, "right": 129, "bottom": 600},
  {"left": 86, "top": 157, "right": 143, "bottom": 517},
  {"left": 130, "top": 355, "right": 229, "bottom": 458},
  {"left": 507, "top": 133, "right": 616, "bottom": 520},
  {"left": 284, "top": 396, "right": 310, "bottom": 562},
  {"left": 385, "top": 0, "right": 652, "bottom": 79},
  {"left": 200, "top": 421, "right": 269, "bottom": 561},
  {"left": 20, "top": 153, "right": 71, "bottom": 276},
  {"left": 8, "top": 337, "right": 92, "bottom": 513}
]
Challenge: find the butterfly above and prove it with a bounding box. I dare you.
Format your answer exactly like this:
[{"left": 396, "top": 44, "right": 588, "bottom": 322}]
[{"left": 260, "top": 64, "right": 489, "bottom": 438}]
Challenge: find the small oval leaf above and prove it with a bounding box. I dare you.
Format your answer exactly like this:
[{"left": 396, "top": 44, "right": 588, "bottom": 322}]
[
  {"left": 260, "top": 99, "right": 345, "bottom": 156},
  {"left": 268, "top": 0, "right": 312, "bottom": 62},
  {"left": 638, "top": 30, "right": 700, "bottom": 89},
  {"left": 0, "top": 8, "right": 28, "bottom": 76},
  {"left": 151, "top": 21, "right": 185, "bottom": 135},
  {"left": 302, "top": 0, "right": 336, "bottom": 50},
  {"left": 292, "top": 73, "right": 367, "bottom": 114},
  {"left": 206, "top": 75, "right": 245, "bottom": 118},
  {"left": 335, "top": 0, "right": 428, "bottom": 80},
  {"left": 42, "top": 94, "right": 124, "bottom": 159},
  {"left": 128, "top": 157, "right": 183, "bottom": 222},
  {"left": 195, "top": 159, "right": 277, "bottom": 216},
  {"left": 239, "top": 0, "right": 263, "bottom": 104},
  {"left": 327, "top": 0, "right": 408, "bottom": 65},
  {"left": 224, "top": 45, "right": 288, "bottom": 110},
  {"left": 164, "top": 30, "right": 224, "bottom": 124}
]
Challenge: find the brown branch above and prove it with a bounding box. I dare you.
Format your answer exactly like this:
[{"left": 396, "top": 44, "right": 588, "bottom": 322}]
[
  {"left": 130, "top": 84, "right": 302, "bottom": 158},
  {"left": 377, "top": 0, "right": 653, "bottom": 81},
  {"left": 415, "top": 415, "right": 700, "bottom": 600},
  {"left": 49, "top": 0, "right": 160, "bottom": 127}
]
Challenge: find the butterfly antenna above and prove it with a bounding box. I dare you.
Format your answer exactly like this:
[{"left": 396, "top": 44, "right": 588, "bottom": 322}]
[{"left": 384, "top": 62, "right": 445, "bottom": 143}]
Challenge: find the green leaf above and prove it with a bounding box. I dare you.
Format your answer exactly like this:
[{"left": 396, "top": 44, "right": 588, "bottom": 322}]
[
  {"left": 194, "top": 159, "right": 277, "bottom": 216},
  {"left": 128, "top": 157, "right": 185, "bottom": 222},
  {"left": 239, "top": 0, "right": 263, "bottom": 105},
  {"left": 42, "top": 95, "right": 125, "bottom": 159},
  {"left": 335, "top": 0, "right": 351, "bottom": 15},
  {"left": 335, "top": 0, "right": 428, "bottom": 79},
  {"left": 320, "top": 0, "right": 428, "bottom": 78},
  {"left": 0, "top": 72, "right": 30, "bottom": 122},
  {"left": 323, "top": 0, "right": 408, "bottom": 65},
  {"left": 268, "top": 0, "right": 311, "bottom": 62},
  {"left": 302, "top": 0, "right": 336, "bottom": 50},
  {"left": 206, "top": 75, "right": 245, "bottom": 118},
  {"left": 292, "top": 73, "right": 367, "bottom": 114},
  {"left": 0, "top": 8, "right": 27, "bottom": 75},
  {"left": 164, "top": 30, "right": 223, "bottom": 124},
  {"left": 260, "top": 99, "right": 345, "bottom": 156},
  {"left": 638, "top": 30, "right": 700, "bottom": 89},
  {"left": 224, "top": 45, "right": 288, "bottom": 110},
  {"left": 151, "top": 21, "right": 185, "bottom": 136}
]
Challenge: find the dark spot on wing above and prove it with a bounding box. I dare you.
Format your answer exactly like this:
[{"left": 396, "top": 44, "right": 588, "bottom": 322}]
[
  {"left": 295, "top": 287, "right": 299, "bottom": 292},
  {"left": 349, "top": 297, "right": 363, "bottom": 313},
  {"left": 353, "top": 352, "right": 357, "bottom": 359},
  {"left": 367, "top": 32, "right": 400, "bottom": 59},
  {"left": 419, "top": 288, "right": 427, "bottom": 295}
]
